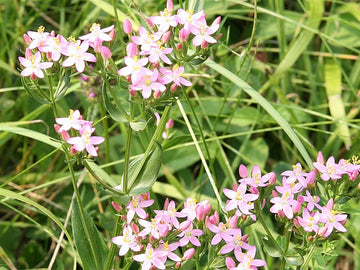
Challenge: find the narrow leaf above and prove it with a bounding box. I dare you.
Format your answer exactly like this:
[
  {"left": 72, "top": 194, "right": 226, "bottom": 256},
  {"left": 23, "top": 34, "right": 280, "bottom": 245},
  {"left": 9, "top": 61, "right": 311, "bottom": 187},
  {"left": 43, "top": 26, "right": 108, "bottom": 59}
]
[
  {"left": 205, "top": 59, "right": 313, "bottom": 168},
  {"left": 102, "top": 84, "right": 128, "bottom": 123},
  {"left": 127, "top": 143, "right": 163, "bottom": 196},
  {"left": 71, "top": 200, "right": 107, "bottom": 270}
]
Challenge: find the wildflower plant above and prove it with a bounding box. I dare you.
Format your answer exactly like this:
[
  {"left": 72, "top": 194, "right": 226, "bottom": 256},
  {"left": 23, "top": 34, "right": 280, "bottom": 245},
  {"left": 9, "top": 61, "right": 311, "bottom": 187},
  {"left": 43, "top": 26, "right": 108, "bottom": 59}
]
[{"left": 4, "top": 0, "right": 360, "bottom": 269}]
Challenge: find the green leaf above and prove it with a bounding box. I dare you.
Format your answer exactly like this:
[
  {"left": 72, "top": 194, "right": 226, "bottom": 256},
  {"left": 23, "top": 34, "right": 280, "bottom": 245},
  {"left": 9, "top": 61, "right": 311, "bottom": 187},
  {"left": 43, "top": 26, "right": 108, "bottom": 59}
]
[
  {"left": 102, "top": 84, "right": 128, "bottom": 123},
  {"left": 130, "top": 119, "right": 147, "bottom": 131},
  {"left": 284, "top": 250, "right": 304, "bottom": 266},
  {"left": 263, "top": 237, "right": 282, "bottom": 258},
  {"left": 71, "top": 200, "right": 107, "bottom": 270},
  {"left": 127, "top": 143, "right": 163, "bottom": 196},
  {"left": 205, "top": 59, "right": 313, "bottom": 168}
]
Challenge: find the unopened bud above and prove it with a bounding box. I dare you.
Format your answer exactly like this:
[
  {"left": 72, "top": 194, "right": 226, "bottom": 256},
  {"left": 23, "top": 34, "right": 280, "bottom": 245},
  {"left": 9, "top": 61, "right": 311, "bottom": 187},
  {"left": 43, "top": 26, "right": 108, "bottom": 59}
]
[
  {"left": 129, "top": 88, "right": 137, "bottom": 96},
  {"left": 123, "top": 19, "right": 133, "bottom": 34},
  {"left": 308, "top": 235, "right": 314, "bottom": 242},
  {"left": 306, "top": 170, "right": 316, "bottom": 185},
  {"left": 153, "top": 89, "right": 161, "bottom": 99},
  {"left": 227, "top": 215, "right": 238, "bottom": 228},
  {"left": 201, "top": 41, "right": 208, "bottom": 49},
  {"left": 317, "top": 151, "right": 324, "bottom": 164},
  {"left": 326, "top": 198, "right": 334, "bottom": 210},
  {"left": 23, "top": 34, "right": 31, "bottom": 44},
  {"left": 176, "top": 43, "right": 182, "bottom": 50},
  {"left": 159, "top": 225, "right": 169, "bottom": 237},
  {"left": 277, "top": 210, "right": 285, "bottom": 218},
  {"left": 109, "top": 29, "right": 116, "bottom": 40},
  {"left": 166, "top": 119, "right": 174, "bottom": 130},
  {"left": 225, "top": 257, "right": 236, "bottom": 269},
  {"left": 179, "top": 28, "right": 190, "bottom": 42},
  {"left": 111, "top": 201, "right": 123, "bottom": 212},
  {"left": 101, "top": 46, "right": 112, "bottom": 59},
  {"left": 167, "top": 0, "right": 174, "bottom": 12},
  {"left": 70, "top": 146, "right": 78, "bottom": 155},
  {"left": 238, "top": 164, "right": 248, "bottom": 178},
  {"left": 293, "top": 218, "right": 300, "bottom": 228},
  {"left": 61, "top": 130, "right": 70, "bottom": 141},
  {"left": 215, "top": 33, "right": 223, "bottom": 40},
  {"left": 269, "top": 172, "right": 277, "bottom": 185},
  {"left": 161, "top": 31, "right": 171, "bottom": 43},
  {"left": 170, "top": 83, "right": 178, "bottom": 92},
  {"left": 131, "top": 222, "right": 140, "bottom": 234},
  {"left": 126, "top": 42, "right": 138, "bottom": 58},
  {"left": 182, "top": 248, "right": 195, "bottom": 260}
]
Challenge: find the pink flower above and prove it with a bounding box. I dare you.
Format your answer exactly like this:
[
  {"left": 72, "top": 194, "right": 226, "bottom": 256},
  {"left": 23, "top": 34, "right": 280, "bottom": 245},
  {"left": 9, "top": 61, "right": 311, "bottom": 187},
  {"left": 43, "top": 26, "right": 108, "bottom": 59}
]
[
  {"left": 124, "top": 192, "right": 154, "bottom": 223},
  {"left": 223, "top": 182, "right": 259, "bottom": 215},
  {"left": 42, "top": 34, "right": 68, "bottom": 61},
  {"left": 112, "top": 225, "right": 141, "bottom": 256},
  {"left": 133, "top": 243, "right": 167, "bottom": 270},
  {"left": 319, "top": 206, "right": 347, "bottom": 237},
  {"left": 207, "top": 221, "right": 235, "bottom": 245},
  {"left": 220, "top": 229, "right": 251, "bottom": 255},
  {"left": 313, "top": 156, "right": 342, "bottom": 181},
  {"left": 62, "top": 40, "right": 97, "bottom": 73},
  {"left": 281, "top": 163, "right": 308, "bottom": 187},
  {"left": 240, "top": 164, "right": 274, "bottom": 188},
  {"left": 176, "top": 9, "right": 205, "bottom": 34},
  {"left": 131, "top": 26, "right": 162, "bottom": 52},
  {"left": 157, "top": 241, "right": 181, "bottom": 262},
  {"left": 138, "top": 218, "right": 162, "bottom": 239},
  {"left": 150, "top": 9, "right": 177, "bottom": 32},
  {"left": 79, "top": 23, "right": 114, "bottom": 43},
  {"left": 270, "top": 191, "right": 296, "bottom": 219},
  {"left": 66, "top": 121, "right": 105, "bottom": 156},
  {"left": 18, "top": 50, "right": 53, "bottom": 79},
  {"left": 178, "top": 223, "right": 203, "bottom": 247},
  {"left": 234, "top": 246, "right": 266, "bottom": 269},
  {"left": 130, "top": 68, "right": 166, "bottom": 99},
  {"left": 55, "top": 109, "right": 84, "bottom": 132},
  {"left": 27, "top": 26, "right": 50, "bottom": 52},
  {"left": 117, "top": 56, "right": 151, "bottom": 85},
  {"left": 303, "top": 190, "right": 321, "bottom": 211},
  {"left": 140, "top": 41, "right": 173, "bottom": 65},
  {"left": 154, "top": 200, "right": 186, "bottom": 229},
  {"left": 297, "top": 208, "right": 320, "bottom": 234},
  {"left": 192, "top": 19, "right": 219, "bottom": 47},
  {"left": 160, "top": 65, "right": 192, "bottom": 87}
]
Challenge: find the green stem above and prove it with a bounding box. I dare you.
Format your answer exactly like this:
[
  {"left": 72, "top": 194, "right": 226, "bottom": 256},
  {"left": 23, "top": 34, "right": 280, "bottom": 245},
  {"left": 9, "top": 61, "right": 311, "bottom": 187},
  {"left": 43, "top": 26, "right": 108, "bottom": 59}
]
[
  {"left": 255, "top": 201, "right": 284, "bottom": 256},
  {"left": 123, "top": 123, "right": 133, "bottom": 193},
  {"left": 100, "top": 102, "right": 110, "bottom": 167},
  {"left": 300, "top": 245, "right": 315, "bottom": 270},
  {"left": 176, "top": 98, "right": 224, "bottom": 210},
  {"left": 67, "top": 155, "right": 102, "bottom": 270},
  {"left": 104, "top": 215, "right": 123, "bottom": 270}
]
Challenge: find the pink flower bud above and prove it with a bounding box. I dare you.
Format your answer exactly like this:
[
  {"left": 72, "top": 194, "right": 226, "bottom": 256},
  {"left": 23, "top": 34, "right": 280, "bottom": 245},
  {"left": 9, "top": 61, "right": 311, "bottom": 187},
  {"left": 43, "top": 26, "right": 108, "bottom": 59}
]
[
  {"left": 317, "top": 151, "right": 324, "bottom": 164},
  {"left": 111, "top": 201, "right": 123, "bottom": 212},
  {"left": 159, "top": 225, "right": 169, "bottom": 237},
  {"left": 179, "top": 220, "right": 191, "bottom": 231},
  {"left": 261, "top": 198, "right": 266, "bottom": 209},
  {"left": 195, "top": 205, "right": 206, "bottom": 221},
  {"left": 293, "top": 218, "right": 300, "bottom": 228},
  {"left": 166, "top": 119, "right": 174, "bottom": 130},
  {"left": 225, "top": 257, "right": 236, "bottom": 269},
  {"left": 176, "top": 43, "right": 182, "bottom": 50},
  {"left": 89, "top": 92, "right": 96, "bottom": 99},
  {"left": 46, "top": 51, "right": 52, "bottom": 61},
  {"left": 179, "top": 28, "right": 190, "bottom": 42},
  {"left": 146, "top": 18, "right": 155, "bottom": 28},
  {"left": 149, "top": 235, "right": 155, "bottom": 242},
  {"left": 93, "top": 38, "right": 102, "bottom": 53},
  {"left": 109, "top": 29, "right": 116, "bottom": 40},
  {"left": 162, "top": 131, "right": 168, "bottom": 139},
  {"left": 182, "top": 248, "right": 195, "bottom": 260},
  {"left": 208, "top": 210, "right": 219, "bottom": 225},
  {"left": 238, "top": 164, "right": 248, "bottom": 178},
  {"left": 292, "top": 200, "right": 302, "bottom": 214},
  {"left": 166, "top": 0, "right": 174, "bottom": 12},
  {"left": 272, "top": 190, "right": 279, "bottom": 197},
  {"left": 277, "top": 210, "right": 285, "bottom": 218},
  {"left": 318, "top": 226, "right": 327, "bottom": 237},
  {"left": 227, "top": 215, "right": 238, "bottom": 228},
  {"left": 242, "top": 234, "right": 249, "bottom": 243},
  {"left": 161, "top": 31, "right": 171, "bottom": 43},
  {"left": 340, "top": 218, "right": 347, "bottom": 226},
  {"left": 25, "top": 48, "right": 33, "bottom": 59},
  {"left": 101, "top": 46, "right": 112, "bottom": 59},
  {"left": 349, "top": 170, "right": 358, "bottom": 181},
  {"left": 215, "top": 33, "right": 223, "bottom": 40},
  {"left": 250, "top": 187, "right": 259, "bottom": 195},
  {"left": 308, "top": 235, "right": 314, "bottom": 242},
  {"left": 306, "top": 170, "right": 316, "bottom": 185},
  {"left": 23, "top": 34, "right": 31, "bottom": 44},
  {"left": 170, "top": 83, "right": 178, "bottom": 92},
  {"left": 29, "top": 72, "right": 37, "bottom": 79},
  {"left": 154, "top": 112, "right": 161, "bottom": 126},
  {"left": 70, "top": 146, "right": 78, "bottom": 155},
  {"left": 163, "top": 198, "right": 170, "bottom": 209},
  {"left": 232, "top": 182, "right": 238, "bottom": 191},
  {"left": 201, "top": 41, "right": 208, "bottom": 49},
  {"left": 129, "top": 89, "right": 137, "bottom": 96},
  {"left": 61, "top": 130, "right": 70, "bottom": 141},
  {"left": 326, "top": 198, "right": 334, "bottom": 210},
  {"left": 154, "top": 89, "right": 162, "bottom": 99},
  {"left": 175, "top": 262, "right": 181, "bottom": 268},
  {"left": 123, "top": 19, "right": 133, "bottom": 34},
  {"left": 126, "top": 42, "right": 138, "bottom": 58},
  {"left": 54, "top": 124, "right": 61, "bottom": 133},
  {"left": 269, "top": 172, "right": 277, "bottom": 185},
  {"left": 131, "top": 222, "right": 140, "bottom": 234}
]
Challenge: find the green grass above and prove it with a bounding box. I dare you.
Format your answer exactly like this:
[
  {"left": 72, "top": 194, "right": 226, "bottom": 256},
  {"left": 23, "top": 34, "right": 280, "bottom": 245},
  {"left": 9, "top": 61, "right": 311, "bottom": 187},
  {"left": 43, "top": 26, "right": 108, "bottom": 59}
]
[{"left": 1, "top": 0, "right": 360, "bottom": 269}]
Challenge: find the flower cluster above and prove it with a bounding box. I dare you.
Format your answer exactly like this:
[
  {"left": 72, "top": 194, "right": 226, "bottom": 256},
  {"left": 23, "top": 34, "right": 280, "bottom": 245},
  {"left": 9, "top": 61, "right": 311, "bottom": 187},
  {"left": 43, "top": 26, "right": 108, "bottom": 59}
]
[
  {"left": 269, "top": 151, "right": 360, "bottom": 238},
  {"left": 19, "top": 23, "right": 115, "bottom": 79},
  {"left": 54, "top": 109, "right": 105, "bottom": 157},
  {"left": 112, "top": 192, "right": 265, "bottom": 270},
  {"left": 117, "top": 0, "right": 221, "bottom": 99}
]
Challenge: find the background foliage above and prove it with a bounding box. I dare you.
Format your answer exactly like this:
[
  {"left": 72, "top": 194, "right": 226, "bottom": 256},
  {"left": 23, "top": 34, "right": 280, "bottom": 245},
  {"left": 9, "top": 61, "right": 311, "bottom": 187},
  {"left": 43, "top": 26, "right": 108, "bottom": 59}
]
[{"left": 1, "top": 0, "right": 360, "bottom": 269}]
